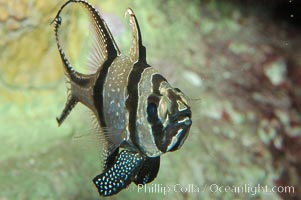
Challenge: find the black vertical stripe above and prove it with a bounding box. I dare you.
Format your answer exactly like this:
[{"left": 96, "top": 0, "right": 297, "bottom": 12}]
[
  {"left": 150, "top": 74, "right": 168, "bottom": 152},
  {"left": 94, "top": 59, "right": 116, "bottom": 127},
  {"left": 126, "top": 62, "right": 151, "bottom": 150}
]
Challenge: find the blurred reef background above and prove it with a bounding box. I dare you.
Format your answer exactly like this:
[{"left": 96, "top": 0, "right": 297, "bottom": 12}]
[{"left": 0, "top": 0, "right": 300, "bottom": 199}]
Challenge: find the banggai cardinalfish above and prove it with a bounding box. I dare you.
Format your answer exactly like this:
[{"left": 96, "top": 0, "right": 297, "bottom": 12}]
[{"left": 52, "top": 0, "right": 192, "bottom": 196}]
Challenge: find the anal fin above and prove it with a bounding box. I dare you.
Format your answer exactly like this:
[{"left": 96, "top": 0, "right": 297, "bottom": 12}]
[
  {"left": 103, "top": 147, "right": 119, "bottom": 171},
  {"left": 134, "top": 156, "right": 160, "bottom": 185},
  {"left": 56, "top": 95, "right": 77, "bottom": 126}
]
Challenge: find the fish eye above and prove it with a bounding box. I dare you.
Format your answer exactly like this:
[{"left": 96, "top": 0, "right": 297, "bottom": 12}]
[{"left": 147, "top": 103, "right": 157, "bottom": 118}]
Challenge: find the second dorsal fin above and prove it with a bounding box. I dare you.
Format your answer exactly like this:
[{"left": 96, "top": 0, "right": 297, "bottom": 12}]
[
  {"left": 52, "top": 0, "right": 121, "bottom": 126},
  {"left": 74, "top": 0, "right": 120, "bottom": 62},
  {"left": 125, "top": 8, "right": 146, "bottom": 64}
]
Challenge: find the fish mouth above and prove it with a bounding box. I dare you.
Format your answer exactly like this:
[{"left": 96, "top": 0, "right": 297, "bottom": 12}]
[
  {"left": 161, "top": 116, "right": 192, "bottom": 152},
  {"left": 169, "top": 109, "right": 192, "bottom": 123}
]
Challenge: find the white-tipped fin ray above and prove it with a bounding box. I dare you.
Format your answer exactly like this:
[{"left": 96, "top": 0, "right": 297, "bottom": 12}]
[{"left": 78, "top": 0, "right": 120, "bottom": 70}]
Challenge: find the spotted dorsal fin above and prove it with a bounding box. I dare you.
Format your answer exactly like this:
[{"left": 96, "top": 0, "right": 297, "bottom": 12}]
[
  {"left": 51, "top": 0, "right": 120, "bottom": 126},
  {"left": 125, "top": 8, "right": 146, "bottom": 64}
]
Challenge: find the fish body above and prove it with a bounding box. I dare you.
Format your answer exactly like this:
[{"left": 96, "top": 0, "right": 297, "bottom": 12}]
[{"left": 52, "top": 0, "right": 192, "bottom": 196}]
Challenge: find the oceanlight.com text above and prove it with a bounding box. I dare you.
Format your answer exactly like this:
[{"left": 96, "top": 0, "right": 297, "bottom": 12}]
[
  {"left": 136, "top": 183, "right": 295, "bottom": 196},
  {"left": 208, "top": 183, "right": 295, "bottom": 196}
]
